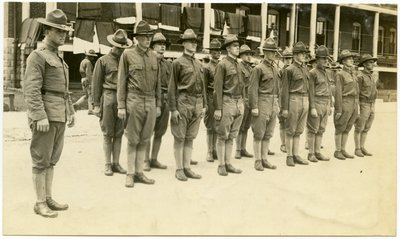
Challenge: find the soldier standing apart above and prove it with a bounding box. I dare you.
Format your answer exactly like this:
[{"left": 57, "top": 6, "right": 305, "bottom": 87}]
[
  {"left": 248, "top": 37, "right": 280, "bottom": 171},
  {"left": 354, "top": 54, "right": 378, "bottom": 157},
  {"left": 144, "top": 32, "right": 170, "bottom": 171},
  {"left": 73, "top": 49, "right": 97, "bottom": 114},
  {"left": 235, "top": 44, "right": 254, "bottom": 159},
  {"left": 168, "top": 29, "right": 207, "bottom": 181},
  {"left": 333, "top": 50, "right": 359, "bottom": 160},
  {"left": 203, "top": 39, "right": 222, "bottom": 162},
  {"left": 278, "top": 47, "right": 293, "bottom": 153},
  {"left": 214, "top": 34, "right": 244, "bottom": 176},
  {"left": 306, "top": 46, "right": 332, "bottom": 162},
  {"left": 280, "top": 41, "right": 311, "bottom": 167},
  {"left": 92, "top": 29, "right": 131, "bottom": 176},
  {"left": 117, "top": 21, "right": 161, "bottom": 188},
  {"left": 24, "top": 9, "right": 75, "bottom": 218}
]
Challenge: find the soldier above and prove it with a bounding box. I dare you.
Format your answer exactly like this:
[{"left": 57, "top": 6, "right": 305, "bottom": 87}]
[
  {"left": 144, "top": 32, "right": 170, "bottom": 171},
  {"left": 72, "top": 49, "right": 97, "bottom": 114},
  {"left": 235, "top": 44, "right": 254, "bottom": 159},
  {"left": 203, "top": 38, "right": 222, "bottom": 162},
  {"left": 214, "top": 34, "right": 244, "bottom": 176},
  {"left": 278, "top": 47, "right": 293, "bottom": 153},
  {"left": 92, "top": 29, "right": 132, "bottom": 176},
  {"left": 23, "top": 9, "right": 75, "bottom": 218},
  {"left": 117, "top": 20, "right": 161, "bottom": 187},
  {"left": 248, "top": 38, "right": 280, "bottom": 171},
  {"left": 168, "top": 29, "right": 207, "bottom": 181},
  {"left": 306, "top": 46, "right": 333, "bottom": 162},
  {"left": 333, "top": 50, "right": 359, "bottom": 160},
  {"left": 280, "top": 41, "right": 310, "bottom": 167},
  {"left": 354, "top": 54, "right": 378, "bottom": 157}
]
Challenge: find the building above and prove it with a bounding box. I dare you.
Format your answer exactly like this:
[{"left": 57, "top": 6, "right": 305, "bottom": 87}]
[{"left": 3, "top": 2, "right": 397, "bottom": 96}]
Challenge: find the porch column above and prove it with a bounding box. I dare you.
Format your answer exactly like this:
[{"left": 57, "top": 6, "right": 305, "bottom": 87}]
[
  {"left": 22, "top": 2, "right": 30, "bottom": 21},
  {"left": 203, "top": 2, "right": 211, "bottom": 51},
  {"left": 46, "top": 2, "right": 57, "bottom": 15},
  {"left": 372, "top": 12, "right": 380, "bottom": 58},
  {"left": 333, "top": 5, "right": 341, "bottom": 61},
  {"left": 309, "top": 3, "right": 317, "bottom": 55},
  {"left": 289, "top": 4, "right": 296, "bottom": 47},
  {"left": 260, "top": 2, "right": 268, "bottom": 55}
]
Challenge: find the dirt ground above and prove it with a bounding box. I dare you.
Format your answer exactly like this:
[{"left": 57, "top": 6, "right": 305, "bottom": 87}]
[{"left": 2, "top": 102, "right": 396, "bottom": 236}]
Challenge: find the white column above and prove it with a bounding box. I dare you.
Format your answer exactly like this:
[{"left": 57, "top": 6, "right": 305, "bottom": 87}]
[
  {"left": 260, "top": 2, "right": 268, "bottom": 55},
  {"left": 203, "top": 3, "right": 211, "bottom": 52},
  {"left": 372, "top": 12, "right": 379, "bottom": 58},
  {"left": 135, "top": 2, "right": 142, "bottom": 24},
  {"left": 181, "top": 3, "right": 190, "bottom": 13},
  {"left": 309, "top": 3, "right": 317, "bottom": 56},
  {"left": 289, "top": 4, "right": 296, "bottom": 47},
  {"left": 333, "top": 5, "right": 341, "bottom": 61},
  {"left": 22, "top": 2, "right": 30, "bottom": 21},
  {"left": 46, "top": 2, "right": 57, "bottom": 15}
]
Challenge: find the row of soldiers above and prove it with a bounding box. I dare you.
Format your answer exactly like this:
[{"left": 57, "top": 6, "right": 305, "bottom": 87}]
[{"left": 23, "top": 10, "right": 377, "bottom": 218}]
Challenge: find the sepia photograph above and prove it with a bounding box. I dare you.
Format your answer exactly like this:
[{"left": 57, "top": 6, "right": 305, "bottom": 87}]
[{"left": 2, "top": 0, "right": 397, "bottom": 236}]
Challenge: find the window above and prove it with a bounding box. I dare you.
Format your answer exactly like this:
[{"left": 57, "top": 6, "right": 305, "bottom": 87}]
[
  {"left": 316, "top": 17, "right": 326, "bottom": 46},
  {"left": 389, "top": 28, "right": 396, "bottom": 55},
  {"left": 352, "top": 22, "right": 361, "bottom": 52},
  {"left": 378, "top": 26, "right": 384, "bottom": 56}
]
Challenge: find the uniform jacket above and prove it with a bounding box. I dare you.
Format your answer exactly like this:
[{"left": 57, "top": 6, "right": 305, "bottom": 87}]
[
  {"left": 357, "top": 69, "right": 378, "bottom": 103},
  {"left": 334, "top": 66, "right": 359, "bottom": 113},
  {"left": 79, "top": 57, "right": 93, "bottom": 82},
  {"left": 203, "top": 58, "right": 219, "bottom": 92},
  {"left": 309, "top": 66, "right": 333, "bottom": 108}
]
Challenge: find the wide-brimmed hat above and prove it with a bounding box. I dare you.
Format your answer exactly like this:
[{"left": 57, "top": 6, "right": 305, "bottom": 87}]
[
  {"left": 37, "top": 9, "right": 74, "bottom": 32},
  {"left": 221, "top": 34, "right": 240, "bottom": 50},
  {"left": 239, "top": 44, "right": 254, "bottom": 56},
  {"left": 85, "top": 49, "right": 97, "bottom": 57},
  {"left": 205, "top": 39, "right": 222, "bottom": 50},
  {"left": 315, "top": 45, "right": 330, "bottom": 58},
  {"left": 177, "top": 29, "right": 200, "bottom": 44},
  {"left": 258, "top": 37, "right": 278, "bottom": 51},
  {"left": 337, "top": 50, "right": 357, "bottom": 63},
  {"left": 107, "top": 29, "right": 133, "bottom": 49},
  {"left": 282, "top": 47, "right": 293, "bottom": 58},
  {"left": 150, "top": 32, "right": 170, "bottom": 48},
  {"left": 292, "top": 41, "right": 310, "bottom": 54},
  {"left": 330, "top": 62, "right": 342, "bottom": 70},
  {"left": 133, "top": 20, "right": 155, "bottom": 36},
  {"left": 358, "top": 53, "right": 377, "bottom": 67}
]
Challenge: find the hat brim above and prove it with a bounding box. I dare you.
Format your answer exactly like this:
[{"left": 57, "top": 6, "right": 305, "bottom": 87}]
[
  {"left": 358, "top": 57, "right": 378, "bottom": 67},
  {"left": 85, "top": 53, "right": 98, "bottom": 57},
  {"left": 177, "top": 38, "right": 200, "bottom": 44},
  {"left": 37, "top": 18, "right": 74, "bottom": 32},
  {"left": 258, "top": 47, "right": 278, "bottom": 52},
  {"left": 293, "top": 50, "right": 311, "bottom": 54},
  {"left": 107, "top": 35, "right": 133, "bottom": 49},
  {"left": 337, "top": 53, "right": 358, "bottom": 63},
  {"left": 221, "top": 40, "right": 240, "bottom": 50},
  {"left": 205, "top": 47, "right": 222, "bottom": 51},
  {"left": 239, "top": 50, "right": 254, "bottom": 56},
  {"left": 150, "top": 40, "right": 171, "bottom": 48}
]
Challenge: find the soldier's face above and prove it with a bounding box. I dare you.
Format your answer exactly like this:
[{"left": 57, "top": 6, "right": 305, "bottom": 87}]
[
  {"left": 294, "top": 52, "right": 306, "bottom": 63},
  {"left": 316, "top": 57, "right": 327, "bottom": 67},
  {"left": 136, "top": 35, "right": 152, "bottom": 49},
  {"left": 227, "top": 43, "right": 240, "bottom": 57},
  {"left": 283, "top": 58, "right": 292, "bottom": 65},
  {"left": 240, "top": 53, "right": 252, "bottom": 63},
  {"left": 112, "top": 47, "right": 124, "bottom": 57},
  {"left": 183, "top": 40, "right": 197, "bottom": 53},
  {"left": 153, "top": 43, "right": 166, "bottom": 54},
  {"left": 264, "top": 51, "right": 275, "bottom": 61},
  {"left": 47, "top": 27, "right": 67, "bottom": 46},
  {"left": 342, "top": 57, "right": 354, "bottom": 67},
  {"left": 210, "top": 50, "right": 221, "bottom": 60},
  {"left": 363, "top": 60, "right": 375, "bottom": 71}
]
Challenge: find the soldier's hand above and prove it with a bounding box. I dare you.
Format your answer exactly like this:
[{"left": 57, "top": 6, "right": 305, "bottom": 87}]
[
  {"left": 281, "top": 110, "right": 289, "bottom": 119},
  {"left": 251, "top": 108, "right": 259, "bottom": 117},
  {"left": 201, "top": 108, "right": 206, "bottom": 118},
  {"left": 156, "top": 107, "right": 161, "bottom": 118},
  {"left": 311, "top": 108, "right": 318, "bottom": 118},
  {"left": 118, "top": 109, "right": 127, "bottom": 121},
  {"left": 171, "top": 110, "right": 182, "bottom": 124},
  {"left": 36, "top": 118, "right": 50, "bottom": 132},
  {"left": 335, "top": 113, "right": 342, "bottom": 121},
  {"left": 67, "top": 114, "right": 75, "bottom": 128},
  {"left": 214, "top": 110, "right": 222, "bottom": 121},
  {"left": 94, "top": 106, "right": 101, "bottom": 118}
]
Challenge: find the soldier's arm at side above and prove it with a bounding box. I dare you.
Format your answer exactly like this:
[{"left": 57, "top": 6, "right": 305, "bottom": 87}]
[
  {"left": 168, "top": 60, "right": 179, "bottom": 112},
  {"left": 156, "top": 59, "right": 162, "bottom": 108},
  {"left": 213, "top": 63, "right": 225, "bottom": 110},
  {"left": 117, "top": 52, "right": 128, "bottom": 109},
  {"left": 280, "top": 68, "right": 290, "bottom": 111},
  {"left": 92, "top": 59, "right": 105, "bottom": 107},
  {"left": 334, "top": 73, "right": 343, "bottom": 114},
  {"left": 23, "top": 52, "right": 47, "bottom": 121},
  {"left": 248, "top": 67, "right": 260, "bottom": 110},
  {"left": 308, "top": 71, "right": 316, "bottom": 109}
]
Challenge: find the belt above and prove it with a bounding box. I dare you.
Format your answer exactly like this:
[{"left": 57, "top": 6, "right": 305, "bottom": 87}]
[
  {"left": 223, "top": 93, "right": 242, "bottom": 99},
  {"left": 259, "top": 93, "right": 278, "bottom": 97},
  {"left": 104, "top": 88, "right": 117, "bottom": 92},
  {"left": 315, "top": 95, "right": 330, "bottom": 98},
  {"left": 128, "top": 88, "right": 155, "bottom": 96},
  {"left": 360, "top": 98, "right": 375, "bottom": 103},
  {"left": 289, "top": 92, "right": 308, "bottom": 96},
  {"left": 181, "top": 92, "right": 203, "bottom": 97},
  {"left": 343, "top": 95, "right": 357, "bottom": 98},
  {"left": 41, "top": 89, "right": 68, "bottom": 99}
]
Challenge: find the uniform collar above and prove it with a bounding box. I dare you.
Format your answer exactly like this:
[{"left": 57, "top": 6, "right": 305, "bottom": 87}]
[
  {"left": 343, "top": 65, "right": 353, "bottom": 74},
  {"left": 293, "top": 60, "right": 305, "bottom": 68},
  {"left": 211, "top": 58, "right": 219, "bottom": 64},
  {"left": 182, "top": 52, "right": 196, "bottom": 60},
  {"left": 226, "top": 55, "right": 238, "bottom": 64},
  {"left": 362, "top": 69, "right": 373, "bottom": 76},
  {"left": 43, "top": 39, "right": 59, "bottom": 53},
  {"left": 316, "top": 65, "right": 326, "bottom": 72},
  {"left": 108, "top": 50, "right": 120, "bottom": 59},
  {"left": 262, "top": 59, "right": 274, "bottom": 67},
  {"left": 135, "top": 45, "right": 150, "bottom": 56}
]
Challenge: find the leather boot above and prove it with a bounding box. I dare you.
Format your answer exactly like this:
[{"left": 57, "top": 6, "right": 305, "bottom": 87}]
[
  {"left": 341, "top": 150, "right": 354, "bottom": 159},
  {"left": 286, "top": 156, "right": 295, "bottom": 167},
  {"left": 355, "top": 148, "right": 364, "bottom": 157},
  {"left": 184, "top": 168, "right": 202, "bottom": 179},
  {"left": 262, "top": 159, "right": 277, "bottom": 169},
  {"left": 134, "top": 172, "right": 155, "bottom": 184},
  {"left": 240, "top": 149, "right": 253, "bottom": 158},
  {"left": 175, "top": 169, "right": 188, "bottom": 181},
  {"left": 314, "top": 135, "right": 328, "bottom": 161},
  {"left": 235, "top": 150, "right": 242, "bottom": 159},
  {"left": 103, "top": 136, "right": 113, "bottom": 170},
  {"left": 206, "top": 131, "right": 215, "bottom": 162},
  {"left": 143, "top": 160, "right": 151, "bottom": 172},
  {"left": 218, "top": 165, "right": 228, "bottom": 176},
  {"left": 341, "top": 133, "right": 354, "bottom": 158},
  {"left": 360, "top": 133, "right": 372, "bottom": 156},
  {"left": 104, "top": 163, "right": 113, "bottom": 176},
  {"left": 46, "top": 197, "right": 69, "bottom": 211},
  {"left": 212, "top": 133, "right": 218, "bottom": 159},
  {"left": 226, "top": 164, "right": 242, "bottom": 174},
  {"left": 235, "top": 132, "right": 242, "bottom": 159},
  {"left": 307, "top": 153, "right": 318, "bottom": 163},
  {"left": 112, "top": 163, "right": 127, "bottom": 174},
  {"left": 334, "top": 150, "right": 346, "bottom": 160},
  {"left": 315, "top": 152, "right": 330, "bottom": 161},
  {"left": 34, "top": 202, "right": 58, "bottom": 218},
  {"left": 150, "top": 159, "right": 167, "bottom": 169},
  {"left": 112, "top": 137, "right": 123, "bottom": 167},
  {"left": 280, "top": 144, "right": 287, "bottom": 153},
  {"left": 267, "top": 150, "right": 275, "bottom": 155},
  {"left": 361, "top": 147, "right": 372, "bottom": 156},
  {"left": 294, "top": 155, "right": 309, "bottom": 165},
  {"left": 125, "top": 174, "right": 134, "bottom": 188},
  {"left": 254, "top": 160, "right": 264, "bottom": 171},
  {"left": 216, "top": 138, "right": 226, "bottom": 166}
]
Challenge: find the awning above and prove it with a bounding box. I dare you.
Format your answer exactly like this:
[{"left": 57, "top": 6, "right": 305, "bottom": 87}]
[
  {"left": 246, "top": 15, "right": 261, "bottom": 42},
  {"left": 96, "top": 22, "right": 116, "bottom": 54},
  {"left": 142, "top": 3, "right": 160, "bottom": 26},
  {"left": 159, "top": 4, "right": 180, "bottom": 31},
  {"left": 57, "top": 2, "right": 77, "bottom": 22},
  {"left": 225, "top": 13, "right": 244, "bottom": 35},
  {"left": 74, "top": 20, "right": 95, "bottom": 42},
  {"left": 78, "top": 2, "right": 102, "bottom": 19},
  {"left": 112, "top": 3, "right": 136, "bottom": 19},
  {"left": 183, "top": 7, "right": 204, "bottom": 33},
  {"left": 19, "top": 18, "right": 41, "bottom": 49}
]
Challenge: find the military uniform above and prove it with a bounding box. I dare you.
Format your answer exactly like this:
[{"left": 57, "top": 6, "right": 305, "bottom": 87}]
[
  {"left": 203, "top": 58, "right": 219, "bottom": 131},
  {"left": 73, "top": 51, "right": 96, "bottom": 113}
]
